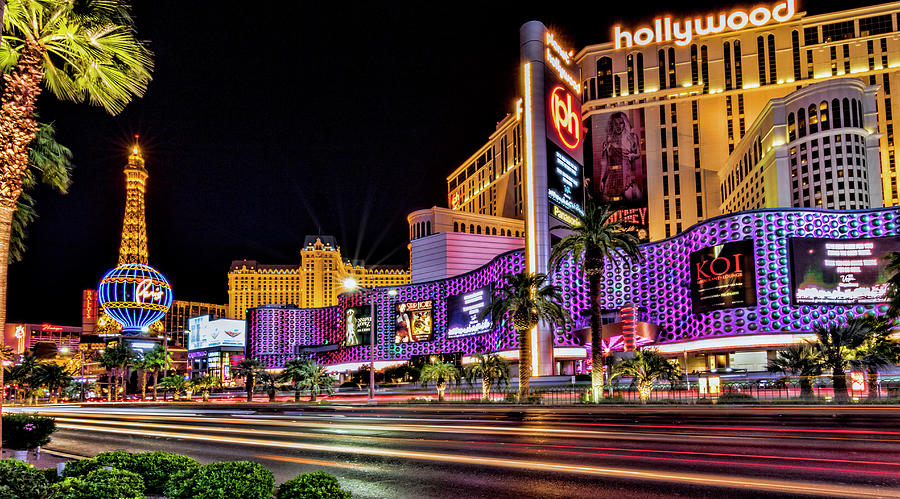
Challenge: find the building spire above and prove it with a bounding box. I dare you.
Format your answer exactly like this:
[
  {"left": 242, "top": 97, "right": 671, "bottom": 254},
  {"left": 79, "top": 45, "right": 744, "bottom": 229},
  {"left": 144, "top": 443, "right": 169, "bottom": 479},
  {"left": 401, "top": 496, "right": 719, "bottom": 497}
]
[{"left": 117, "top": 135, "right": 149, "bottom": 265}]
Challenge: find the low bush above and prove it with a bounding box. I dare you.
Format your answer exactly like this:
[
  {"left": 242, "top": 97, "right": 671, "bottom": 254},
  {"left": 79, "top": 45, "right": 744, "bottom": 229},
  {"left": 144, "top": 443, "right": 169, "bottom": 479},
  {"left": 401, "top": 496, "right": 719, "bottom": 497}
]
[
  {"left": 165, "top": 460, "right": 274, "bottom": 499},
  {"left": 1, "top": 414, "right": 56, "bottom": 450},
  {"left": 132, "top": 452, "right": 199, "bottom": 494},
  {"left": 716, "top": 392, "right": 758, "bottom": 404},
  {"left": 41, "top": 467, "right": 62, "bottom": 484},
  {"left": 276, "top": 471, "right": 351, "bottom": 499},
  {"left": 55, "top": 468, "right": 144, "bottom": 499},
  {"left": 60, "top": 458, "right": 102, "bottom": 479},
  {"left": 0, "top": 458, "right": 54, "bottom": 499},
  {"left": 93, "top": 450, "right": 137, "bottom": 470}
]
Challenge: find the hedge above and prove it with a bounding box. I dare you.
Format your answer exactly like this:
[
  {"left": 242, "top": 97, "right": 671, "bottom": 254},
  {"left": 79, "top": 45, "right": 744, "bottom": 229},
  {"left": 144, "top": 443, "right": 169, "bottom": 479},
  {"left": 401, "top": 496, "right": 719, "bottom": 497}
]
[
  {"left": 276, "top": 471, "right": 352, "bottom": 499},
  {"left": 164, "top": 460, "right": 274, "bottom": 499},
  {"left": 0, "top": 459, "right": 54, "bottom": 499},
  {"left": 1, "top": 414, "right": 56, "bottom": 450}
]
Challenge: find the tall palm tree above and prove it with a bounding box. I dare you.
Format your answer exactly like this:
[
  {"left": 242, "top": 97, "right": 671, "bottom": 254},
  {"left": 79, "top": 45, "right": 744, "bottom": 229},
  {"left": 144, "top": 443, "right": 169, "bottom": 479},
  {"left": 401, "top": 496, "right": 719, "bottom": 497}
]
[
  {"left": 0, "top": 0, "right": 153, "bottom": 389},
  {"left": 464, "top": 353, "right": 510, "bottom": 402},
  {"left": 131, "top": 355, "right": 149, "bottom": 400},
  {"left": 850, "top": 316, "right": 900, "bottom": 400},
  {"left": 156, "top": 375, "right": 186, "bottom": 401},
  {"left": 32, "top": 362, "right": 72, "bottom": 403},
  {"left": 98, "top": 342, "right": 134, "bottom": 401},
  {"left": 5, "top": 352, "right": 36, "bottom": 404},
  {"left": 549, "top": 201, "right": 642, "bottom": 403},
  {"left": 767, "top": 343, "right": 822, "bottom": 400},
  {"left": 255, "top": 371, "right": 279, "bottom": 403},
  {"left": 10, "top": 121, "right": 73, "bottom": 262},
  {"left": 419, "top": 361, "right": 461, "bottom": 402},
  {"left": 190, "top": 375, "right": 219, "bottom": 402},
  {"left": 610, "top": 349, "right": 681, "bottom": 404},
  {"left": 481, "top": 271, "right": 569, "bottom": 399},
  {"left": 278, "top": 358, "right": 314, "bottom": 402},
  {"left": 233, "top": 358, "right": 265, "bottom": 402},
  {"left": 814, "top": 317, "right": 871, "bottom": 403},
  {"left": 143, "top": 344, "right": 171, "bottom": 402}
]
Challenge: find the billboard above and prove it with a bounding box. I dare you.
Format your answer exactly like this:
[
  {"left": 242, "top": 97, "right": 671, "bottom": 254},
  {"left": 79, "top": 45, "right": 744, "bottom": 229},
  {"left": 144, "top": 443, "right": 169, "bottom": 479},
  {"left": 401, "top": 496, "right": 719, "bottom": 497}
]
[
  {"left": 188, "top": 316, "right": 246, "bottom": 350},
  {"left": 690, "top": 240, "right": 757, "bottom": 313},
  {"left": 790, "top": 236, "right": 900, "bottom": 305},
  {"left": 395, "top": 300, "right": 433, "bottom": 343},
  {"left": 447, "top": 286, "right": 492, "bottom": 338},
  {"left": 547, "top": 143, "right": 585, "bottom": 222},
  {"left": 344, "top": 306, "right": 372, "bottom": 346},
  {"left": 588, "top": 109, "right": 649, "bottom": 241}
]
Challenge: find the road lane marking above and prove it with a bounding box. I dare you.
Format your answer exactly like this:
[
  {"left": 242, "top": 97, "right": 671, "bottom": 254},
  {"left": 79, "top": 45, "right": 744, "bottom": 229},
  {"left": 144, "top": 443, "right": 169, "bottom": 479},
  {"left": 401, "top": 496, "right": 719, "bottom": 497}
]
[
  {"left": 253, "top": 454, "right": 370, "bottom": 470},
  {"left": 54, "top": 423, "right": 893, "bottom": 498}
]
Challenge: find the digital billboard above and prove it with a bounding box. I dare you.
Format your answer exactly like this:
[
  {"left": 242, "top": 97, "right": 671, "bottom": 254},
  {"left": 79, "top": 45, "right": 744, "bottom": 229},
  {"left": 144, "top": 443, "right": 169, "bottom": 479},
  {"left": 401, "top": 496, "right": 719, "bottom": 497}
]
[
  {"left": 587, "top": 109, "right": 649, "bottom": 241},
  {"left": 188, "top": 316, "right": 246, "bottom": 350},
  {"left": 547, "top": 144, "right": 585, "bottom": 222},
  {"left": 690, "top": 240, "right": 757, "bottom": 313},
  {"left": 790, "top": 236, "right": 900, "bottom": 305},
  {"left": 447, "top": 287, "right": 492, "bottom": 338},
  {"left": 344, "top": 306, "right": 372, "bottom": 346},
  {"left": 395, "top": 300, "right": 433, "bottom": 343}
]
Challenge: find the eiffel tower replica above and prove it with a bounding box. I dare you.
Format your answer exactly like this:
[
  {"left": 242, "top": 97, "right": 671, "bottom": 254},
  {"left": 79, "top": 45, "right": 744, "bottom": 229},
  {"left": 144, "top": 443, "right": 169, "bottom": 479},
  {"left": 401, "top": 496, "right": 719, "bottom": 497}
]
[{"left": 96, "top": 138, "right": 162, "bottom": 335}]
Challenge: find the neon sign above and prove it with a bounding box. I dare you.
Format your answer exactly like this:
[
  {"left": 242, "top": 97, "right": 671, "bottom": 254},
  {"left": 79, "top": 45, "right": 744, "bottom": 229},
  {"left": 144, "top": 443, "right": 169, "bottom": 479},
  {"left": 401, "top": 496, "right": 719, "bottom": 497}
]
[
  {"left": 41, "top": 324, "right": 63, "bottom": 332},
  {"left": 614, "top": 0, "right": 796, "bottom": 49},
  {"left": 135, "top": 278, "right": 164, "bottom": 303},
  {"left": 14, "top": 326, "right": 24, "bottom": 339},
  {"left": 545, "top": 32, "right": 580, "bottom": 94},
  {"left": 550, "top": 86, "right": 581, "bottom": 149}
]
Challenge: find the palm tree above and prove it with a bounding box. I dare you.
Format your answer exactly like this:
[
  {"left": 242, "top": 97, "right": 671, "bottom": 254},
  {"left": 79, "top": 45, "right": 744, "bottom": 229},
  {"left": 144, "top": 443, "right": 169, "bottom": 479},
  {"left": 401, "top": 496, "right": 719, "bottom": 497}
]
[
  {"left": 610, "top": 349, "right": 681, "bottom": 404},
  {"left": 278, "top": 358, "right": 313, "bottom": 402},
  {"left": 190, "top": 375, "right": 219, "bottom": 402},
  {"left": 464, "top": 353, "right": 510, "bottom": 402},
  {"left": 98, "top": 342, "right": 134, "bottom": 401},
  {"left": 419, "top": 361, "right": 461, "bottom": 402},
  {"left": 767, "top": 344, "right": 822, "bottom": 400},
  {"left": 0, "top": 0, "right": 153, "bottom": 416},
  {"left": 233, "top": 358, "right": 265, "bottom": 402},
  {"left": 10, "top": 121, "right": 73, "bottom": 262},
  {"left": 143, "top": 345, "right": 171, "bottom": 402},
  {"left": 850, "top": 316, "right": 900, "bottom": 400},
  {"left": 481, "top": 271, "right": 569, "bottom": 399},
  {"left": 156, "top": 375, "right": 186, "bottom": 401},
  {"left": 32, "top": 362, "right": 72, "bottom": 403},
  {"left": 278, "top": 359, "right": 335, "bottom": 402},
  {"left": 549, "top": 201, "right": 642, "bottom": 403},
  {"left": 814, "top": 317, "right": 872, "bottom": 403},
  {"left": 886, "top": 251, "right": 900, "bottom": 317},
  {"left": 255, "top": 371, "right": 279, "bottom": 403},
  {"left": 5, "top": 353, "right": 36, "bottom": 404}
]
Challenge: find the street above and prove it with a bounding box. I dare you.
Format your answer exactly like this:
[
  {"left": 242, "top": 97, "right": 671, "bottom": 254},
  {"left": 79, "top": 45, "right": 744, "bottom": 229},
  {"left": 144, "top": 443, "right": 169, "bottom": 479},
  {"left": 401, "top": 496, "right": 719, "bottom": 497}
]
[{"left": 9, "top": 404, "right": 900, "bottom": 498}]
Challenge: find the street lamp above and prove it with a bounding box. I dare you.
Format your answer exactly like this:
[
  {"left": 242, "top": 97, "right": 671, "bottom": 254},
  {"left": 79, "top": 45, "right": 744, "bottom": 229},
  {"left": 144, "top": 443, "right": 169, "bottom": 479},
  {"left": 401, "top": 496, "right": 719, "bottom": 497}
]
[{"left": 342, "top": 277, "right": 397, "bottom": 404}]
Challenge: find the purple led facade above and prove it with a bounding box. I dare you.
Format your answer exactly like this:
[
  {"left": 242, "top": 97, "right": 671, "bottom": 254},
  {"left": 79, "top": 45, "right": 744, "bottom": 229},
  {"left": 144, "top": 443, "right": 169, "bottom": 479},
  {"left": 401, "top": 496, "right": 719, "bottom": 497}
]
[{"left": 247, "top": 208, "right": 900, "bottom": 368}]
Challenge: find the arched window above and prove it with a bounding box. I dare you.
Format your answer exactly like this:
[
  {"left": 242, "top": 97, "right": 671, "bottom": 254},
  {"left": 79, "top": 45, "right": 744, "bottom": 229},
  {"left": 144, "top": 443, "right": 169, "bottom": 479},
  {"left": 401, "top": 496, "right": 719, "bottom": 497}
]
[
  {"left": 515, "top": 231, "right": 520, "bottom": 237},
  {"left": 626, "top": 53, "right": 635, "bottom": 95},
  {"left": 658, "top": 49, "right": 666, "bottom": 89},
  {"left": 613, "top": 75, "right": 621, "bottom": 97},
  {"left": 819, "top": 101, "right": 829, "bottom": 131},
  {"left": 492, "top": 227, "right": 497, "bottom": 235},
  {"left": 756, "top": 36, "right": 766, "bottom": 85},
  {"left": 832, "top": 98, "right": 842, "bottom": 128},
  {"left": 808, "top": 104, "right": 818, "bottom": 134},
  {"left": 788, "top": 112, "right": 796, "bottom": 141},
  {"left": 470, "top": 224, "right": 475, "bottom": 233},
  {"left": 453, "top": 222, "right": 459, "bottom": 232},
  {"left": 476, "top": 225, "right": 482, "bottom": 234},
  {"left": 667, "top": 47, "right": 676, "bottom": 88},
  {"left": 767, "top": 34, "right": 776, "bottom": 83},
  {"left": 426, "top": 221, "right": 431, "bottom": 236},
  {"left": 842, "top": 98, "right": 852, "bottom": 128},
  {"left": 597, "top": 57, "right": 613, "bottom": 98},
  {"left": 724, "top": 41, "right": 733, "bottom": 91},
  {"left": 636, "top": 53, "right": 644, "bottom": 93},
  {"left": 854, "top": 99, "right": 862, "bottom": 128},
  {"left": 798, "top": 107, "right": 807, "bottom": 138},
  {"left": 690, "top": 45, "right": 699, "bottom": 85}
]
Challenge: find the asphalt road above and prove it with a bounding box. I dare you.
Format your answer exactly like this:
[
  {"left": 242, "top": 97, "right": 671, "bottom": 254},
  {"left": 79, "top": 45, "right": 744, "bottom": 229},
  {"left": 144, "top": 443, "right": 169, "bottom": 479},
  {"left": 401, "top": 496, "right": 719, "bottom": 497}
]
[{"left": 9, "top": 404, "right": 900, "bottom": 498}]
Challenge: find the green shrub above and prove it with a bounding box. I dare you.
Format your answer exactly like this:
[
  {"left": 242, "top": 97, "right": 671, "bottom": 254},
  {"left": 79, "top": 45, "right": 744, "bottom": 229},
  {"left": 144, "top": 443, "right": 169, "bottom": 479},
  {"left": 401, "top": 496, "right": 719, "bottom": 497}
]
[
  {"left": 716, "top": 392, "right": 758, "bottom": 404},
  {"left": 276, "top": 471, "right": 351, "bottom": 499},
  {"left": 93, "top": 450, "right": 137, "bottom": 470},
  {"left": 60, "top": 458, "right": 102, "bottom": 478},
  {"left": 40, "top": 466, "right": 62, "bottom": 484},
  {"left": 0, "top": 459, "right": 54, "bottom": 499},
  {"left": 165, "top": 461, "right": 273, "bottom": 499},
  {"left": 131, "top": 452, "right": 199, "bottom": 494},
  {"left": 57, "top": 468, "right": 145, "bottom": 499},
  {"left": 1, "top": 414, "right": 56, "bottom": 450}
]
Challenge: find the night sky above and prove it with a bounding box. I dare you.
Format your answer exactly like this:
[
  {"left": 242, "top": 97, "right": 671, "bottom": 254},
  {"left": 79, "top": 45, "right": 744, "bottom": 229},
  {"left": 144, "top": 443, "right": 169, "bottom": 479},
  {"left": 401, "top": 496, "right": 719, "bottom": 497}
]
[{"left": 8, "top": 0, "right": 867, "bottom": 324}]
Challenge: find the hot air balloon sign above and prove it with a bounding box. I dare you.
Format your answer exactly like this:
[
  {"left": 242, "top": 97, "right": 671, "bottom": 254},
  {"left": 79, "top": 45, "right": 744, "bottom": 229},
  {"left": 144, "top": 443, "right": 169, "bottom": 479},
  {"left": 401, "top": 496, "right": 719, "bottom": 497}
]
[{"left": 97, "top": 263, "right": 173, "bottom": 335}]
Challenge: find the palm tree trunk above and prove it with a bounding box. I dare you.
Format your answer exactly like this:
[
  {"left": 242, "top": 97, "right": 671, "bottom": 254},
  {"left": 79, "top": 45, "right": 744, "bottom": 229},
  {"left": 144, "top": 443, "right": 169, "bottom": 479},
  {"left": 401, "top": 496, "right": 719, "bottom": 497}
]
[
  {"left": 310, "top": 390, "right": 317, "bottom": 403},
  {"left": 482, "top": 377, "right": 491, "bottom": 402},
  {"left": 267, "top": 388, "right": 275, "bottom": 402},
  {"left": 246, "top": 379, "right": 253, "bottom": 402},
  {"left": 517, "top": 328, "right": 531, "bottom": 400},
  {"left": 152, "top": 370, "right": 159, "bottom": 401},
  {"left": 832, "top": 368, "right": 850, "bottom": 403},
  {"left": 799, "top": 376, "right": 814, "bottom": 400},
  {"left": 295, "top": 389, "right": 301, "bottom": 402},
  {"left": 138, "top": 368, "right": 146, "bottom": 400},
  {"left": 588, "top": 271, "right": 603, "bottom": 403},
  {"left": 867, "top": 366, "right": 879, "bottom": 400},
  {"left": 0, "top": 204, "right": 8, "bottom": 454},
  {"left": 437, "top": 381, "right": 446, "bottom": 402}
]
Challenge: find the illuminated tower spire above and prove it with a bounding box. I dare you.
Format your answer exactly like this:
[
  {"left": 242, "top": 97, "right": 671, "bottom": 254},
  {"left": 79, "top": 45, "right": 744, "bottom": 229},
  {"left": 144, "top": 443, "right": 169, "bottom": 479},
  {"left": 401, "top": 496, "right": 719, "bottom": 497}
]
[{"left": 117, "top": 136, "right": 149, "bottom": 265}]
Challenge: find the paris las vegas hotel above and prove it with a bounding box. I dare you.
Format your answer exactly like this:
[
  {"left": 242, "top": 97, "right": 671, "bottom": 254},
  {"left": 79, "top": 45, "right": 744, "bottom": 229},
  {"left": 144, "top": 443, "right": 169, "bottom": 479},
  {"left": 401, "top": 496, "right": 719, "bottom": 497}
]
[{"left": 429, "top": 0, "right": 900, "bottom": 249}]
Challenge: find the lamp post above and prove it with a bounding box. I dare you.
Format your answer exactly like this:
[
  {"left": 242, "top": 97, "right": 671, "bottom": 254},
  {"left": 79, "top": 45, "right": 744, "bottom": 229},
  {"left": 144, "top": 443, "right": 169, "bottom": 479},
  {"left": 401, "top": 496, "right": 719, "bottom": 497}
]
[{"left": 344, "top": 278, "right": 397, "bottom": 405}]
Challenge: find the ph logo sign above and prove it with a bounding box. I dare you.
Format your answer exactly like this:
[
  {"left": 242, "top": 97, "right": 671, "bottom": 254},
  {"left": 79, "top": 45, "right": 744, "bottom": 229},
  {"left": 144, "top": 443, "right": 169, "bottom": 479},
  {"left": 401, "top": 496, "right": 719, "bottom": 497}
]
[{"left": 550, "top": 85, "right": 580, "bottom": 149}]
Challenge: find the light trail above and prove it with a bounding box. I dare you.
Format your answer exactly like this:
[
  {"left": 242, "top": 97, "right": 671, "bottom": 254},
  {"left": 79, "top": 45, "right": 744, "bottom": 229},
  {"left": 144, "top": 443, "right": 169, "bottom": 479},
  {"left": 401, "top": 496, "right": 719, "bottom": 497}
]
[
  {"left": 53, "top": 422, "right": 892, "bottom": 498},
  {"left": 253, "top": 454, "right": 371, "bottom": 470}
]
